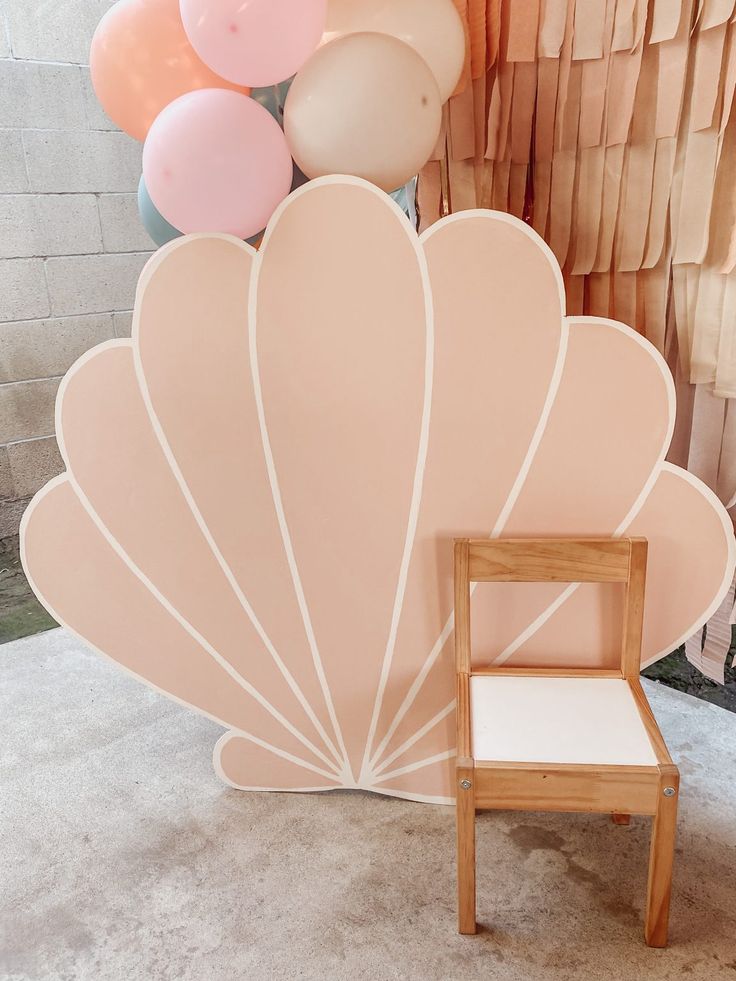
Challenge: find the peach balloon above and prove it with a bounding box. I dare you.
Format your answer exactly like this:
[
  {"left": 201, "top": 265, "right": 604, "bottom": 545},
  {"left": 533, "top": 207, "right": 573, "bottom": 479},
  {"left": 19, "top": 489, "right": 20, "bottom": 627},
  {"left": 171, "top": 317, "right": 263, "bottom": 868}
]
[
  {"left": 90, "top": 0, "right": 249, "bottom": 142},
  {"left": 143, "top": 89, "right": 293, "bottom": 238},
  {"left": 324, "top": 0, "right": 465, "bottom": 102},
  {"left": 284, "top": 33, "right": 442, "bottom": 193}
]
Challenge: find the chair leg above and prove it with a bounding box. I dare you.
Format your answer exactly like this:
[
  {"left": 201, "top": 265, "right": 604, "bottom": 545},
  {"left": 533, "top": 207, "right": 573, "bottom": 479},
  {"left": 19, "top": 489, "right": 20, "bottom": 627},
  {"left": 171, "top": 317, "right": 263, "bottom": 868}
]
[
  {"left": 456, "top": 766, "right": 476, "bottom": 935},
  {"left": 611, "top": 813, "right": 631, "bottom": 825},
  {"left": 645, "top": 770, "right": 679, "bottom": 947}
]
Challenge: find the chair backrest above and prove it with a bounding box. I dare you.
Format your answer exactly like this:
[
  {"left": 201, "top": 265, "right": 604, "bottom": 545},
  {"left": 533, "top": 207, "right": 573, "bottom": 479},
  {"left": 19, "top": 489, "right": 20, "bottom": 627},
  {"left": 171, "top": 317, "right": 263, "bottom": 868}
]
[{"left": 454, "top": 537, "right": 648, "bottom": 680}]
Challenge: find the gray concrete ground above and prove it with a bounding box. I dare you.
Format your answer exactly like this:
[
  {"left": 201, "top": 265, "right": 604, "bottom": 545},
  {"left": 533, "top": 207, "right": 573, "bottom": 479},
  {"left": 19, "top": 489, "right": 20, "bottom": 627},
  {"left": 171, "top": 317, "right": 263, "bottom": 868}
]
[{"left": 2, "top": 628, "right": 735, "bottom": 981}]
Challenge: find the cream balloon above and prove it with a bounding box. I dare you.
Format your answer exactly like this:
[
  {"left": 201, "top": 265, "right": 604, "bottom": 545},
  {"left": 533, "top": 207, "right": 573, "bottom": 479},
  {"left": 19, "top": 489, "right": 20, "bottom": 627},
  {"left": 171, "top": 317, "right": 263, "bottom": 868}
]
[
  {"left": 284, "top": 32, "right": 441, "bottom": 193},
  {"left": 324, "top": 0, "right": 465, "bottom": 102}
]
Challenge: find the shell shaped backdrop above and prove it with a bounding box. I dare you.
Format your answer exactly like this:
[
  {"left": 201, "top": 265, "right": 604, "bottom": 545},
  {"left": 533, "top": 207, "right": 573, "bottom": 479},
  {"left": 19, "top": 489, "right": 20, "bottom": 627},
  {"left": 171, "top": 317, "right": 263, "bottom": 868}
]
[{"left": 20, "top": 177, "right": 735, "bottom": 804}]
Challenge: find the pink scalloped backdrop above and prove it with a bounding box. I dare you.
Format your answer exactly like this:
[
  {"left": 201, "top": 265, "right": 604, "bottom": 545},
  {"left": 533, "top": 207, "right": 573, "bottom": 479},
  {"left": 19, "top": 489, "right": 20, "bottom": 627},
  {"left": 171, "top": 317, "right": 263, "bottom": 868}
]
[{"left": 21, "top": 177, "right": 735, "bottom": 803}]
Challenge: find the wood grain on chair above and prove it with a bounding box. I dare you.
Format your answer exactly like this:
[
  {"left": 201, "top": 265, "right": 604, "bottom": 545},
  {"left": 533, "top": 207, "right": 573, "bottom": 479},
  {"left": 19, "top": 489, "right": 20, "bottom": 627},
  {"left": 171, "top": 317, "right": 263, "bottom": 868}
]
[{"left": 454, "top": 537, "right": 678, "bottom": 948}]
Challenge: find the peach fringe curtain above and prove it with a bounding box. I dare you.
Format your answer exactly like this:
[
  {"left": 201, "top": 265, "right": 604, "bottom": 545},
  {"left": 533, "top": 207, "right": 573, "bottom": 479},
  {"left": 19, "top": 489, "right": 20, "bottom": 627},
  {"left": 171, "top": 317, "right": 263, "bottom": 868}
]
[{"left": 418, "top": 0, "right": 736, "bottom": 681}]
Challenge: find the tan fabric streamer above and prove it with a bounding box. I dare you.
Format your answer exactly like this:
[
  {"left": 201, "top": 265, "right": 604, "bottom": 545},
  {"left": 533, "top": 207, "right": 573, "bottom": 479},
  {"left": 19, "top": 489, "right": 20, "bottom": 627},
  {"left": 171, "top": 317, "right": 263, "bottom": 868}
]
[{"left": 419, "top": 0, "right": 736, "bottom": 680}]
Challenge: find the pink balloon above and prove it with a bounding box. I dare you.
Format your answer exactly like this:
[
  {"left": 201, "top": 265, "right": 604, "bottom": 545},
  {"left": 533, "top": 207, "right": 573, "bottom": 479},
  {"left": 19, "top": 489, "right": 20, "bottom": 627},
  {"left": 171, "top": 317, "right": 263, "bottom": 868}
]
[
  {"left": 142, "top": 89, "right": 293, "bottom": 238},
  {"left": 180, "top": 0, "right": 327, "bottom": 87}
]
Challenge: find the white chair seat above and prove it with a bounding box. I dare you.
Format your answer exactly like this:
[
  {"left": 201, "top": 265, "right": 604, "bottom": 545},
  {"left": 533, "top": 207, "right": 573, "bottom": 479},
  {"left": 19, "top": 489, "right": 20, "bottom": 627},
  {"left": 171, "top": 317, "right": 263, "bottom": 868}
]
[{"left": 470, "top": 676, "right": 658, "bottom": 766}]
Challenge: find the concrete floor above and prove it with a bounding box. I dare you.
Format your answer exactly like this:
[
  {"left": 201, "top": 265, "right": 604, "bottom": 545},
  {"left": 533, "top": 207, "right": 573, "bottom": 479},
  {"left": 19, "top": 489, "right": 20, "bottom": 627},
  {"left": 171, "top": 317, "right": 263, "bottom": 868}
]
[{"left": 2, "top": 629, "right": 736, "bottom": 981}]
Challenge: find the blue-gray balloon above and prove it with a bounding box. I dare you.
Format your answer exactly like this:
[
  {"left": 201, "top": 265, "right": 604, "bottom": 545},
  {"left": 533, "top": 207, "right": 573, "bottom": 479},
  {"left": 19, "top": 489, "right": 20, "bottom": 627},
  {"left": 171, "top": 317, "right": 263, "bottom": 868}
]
[
  {"left": 251, "top": 78, "right": 294, "bottom": 127},
  {"left": 390, "top": 176, "right": 417, "bottom": 226},
  {"left": 138, "top": 176, "right": 182, "bottom": 248}
]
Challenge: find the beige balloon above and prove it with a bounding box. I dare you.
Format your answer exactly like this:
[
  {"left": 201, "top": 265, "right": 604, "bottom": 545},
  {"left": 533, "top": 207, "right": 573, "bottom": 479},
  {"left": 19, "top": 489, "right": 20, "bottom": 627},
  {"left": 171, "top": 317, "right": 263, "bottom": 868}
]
[
  {"left": 284, "top": 32, "right": 442, "bottom": 193},
  {"left": 324, "top": 0, "right": 465, "bottom": 102}
]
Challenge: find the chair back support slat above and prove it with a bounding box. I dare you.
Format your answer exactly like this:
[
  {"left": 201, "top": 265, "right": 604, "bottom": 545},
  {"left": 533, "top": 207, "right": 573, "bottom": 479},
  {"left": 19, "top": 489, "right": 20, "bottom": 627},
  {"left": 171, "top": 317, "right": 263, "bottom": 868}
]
[
  {"left": 466, "top": 539, "right": 631, "bottom": 582},
  {"left": 621, "top": 539, "right": 648, "bottom": 679},
  {"left": 454, "top": 537, "right": 648, "bottom": 678},
  {"left": 454, "top": 539, "right": 472, "bottom": 675}
]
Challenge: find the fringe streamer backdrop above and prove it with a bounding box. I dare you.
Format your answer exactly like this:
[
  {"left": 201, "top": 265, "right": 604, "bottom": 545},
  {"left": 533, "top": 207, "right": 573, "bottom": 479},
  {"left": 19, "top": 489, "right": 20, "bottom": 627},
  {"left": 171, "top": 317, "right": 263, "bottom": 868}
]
[{"left": 418, "top": 0, "right": 736, "bottom": 682}]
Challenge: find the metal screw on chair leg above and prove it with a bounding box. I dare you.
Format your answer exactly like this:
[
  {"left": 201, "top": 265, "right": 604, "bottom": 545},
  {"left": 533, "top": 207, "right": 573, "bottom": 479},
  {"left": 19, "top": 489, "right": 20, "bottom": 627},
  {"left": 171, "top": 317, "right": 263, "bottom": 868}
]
[
  {"left": 663, "top": 787, "right": 676, "bottom": 797},
  {"left": 459, "top": 778, "right": 472, "bottom": 790}
]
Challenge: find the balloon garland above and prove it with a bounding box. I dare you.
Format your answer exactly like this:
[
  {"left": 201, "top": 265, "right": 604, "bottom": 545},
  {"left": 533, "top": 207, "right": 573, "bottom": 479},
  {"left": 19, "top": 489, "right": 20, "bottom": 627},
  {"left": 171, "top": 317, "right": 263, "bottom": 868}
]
[{"left": 90, "top": 0, "right": 465, "bottom": 246}]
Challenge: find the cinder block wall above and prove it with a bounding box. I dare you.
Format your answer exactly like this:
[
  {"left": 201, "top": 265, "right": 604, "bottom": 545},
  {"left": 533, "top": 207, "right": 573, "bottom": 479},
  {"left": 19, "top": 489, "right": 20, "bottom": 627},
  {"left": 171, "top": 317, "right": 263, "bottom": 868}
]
[{"left": 0, "top": 1, "right": 153, "bottom": 536}]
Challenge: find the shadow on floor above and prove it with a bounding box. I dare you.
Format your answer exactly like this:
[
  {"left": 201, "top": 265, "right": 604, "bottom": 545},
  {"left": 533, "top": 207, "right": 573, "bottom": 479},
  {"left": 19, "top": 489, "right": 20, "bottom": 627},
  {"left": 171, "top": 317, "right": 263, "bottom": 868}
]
[{"left": 643, "top": 638, "right": 736, "bottom": 712}]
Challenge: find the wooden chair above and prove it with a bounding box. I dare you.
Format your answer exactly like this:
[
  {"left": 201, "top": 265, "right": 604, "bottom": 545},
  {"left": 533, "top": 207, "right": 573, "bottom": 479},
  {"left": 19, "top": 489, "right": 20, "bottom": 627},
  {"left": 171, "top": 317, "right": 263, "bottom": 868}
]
[{"left": 454, "top": 537, "right": 679, "bottom": 948}]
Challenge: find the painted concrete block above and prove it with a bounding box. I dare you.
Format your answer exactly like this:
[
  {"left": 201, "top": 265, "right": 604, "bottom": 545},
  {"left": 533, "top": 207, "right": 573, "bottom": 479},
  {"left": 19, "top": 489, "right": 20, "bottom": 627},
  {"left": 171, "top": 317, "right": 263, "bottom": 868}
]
[
  {"left": 0, "top": 314, "right": 114, "bottom": 384},
  {"left": 0, "top": 445, "right": 13, "bottom": 500},
  {"left": 0, "top": 13, "right": 12, "bottom": 58},
  {"left": 45, "top": 252, "right": 151, "bottom": 317},
  {"left": 0, "top": 60, "right": 87, "bottom": 130},
  {"left": 0, "top": 194, "right": 102, "bottom": 259},
  {"left": 23, "top": 131, "right": 141, "bottom": 194},
  {"left": 0, "top": 496, "right": 31, "bottom": 537},
  {"left": 0, "top": 377, "right": 60, "bottom": 443},
  {"left": 0, "top": 131, "right": 30, "bottom": 193},
  {"left": 112, "top": 311, "right": 133, "bottom": 338},
  {"left": 3, "top": 0, "right": 114, "bottom": 64},
  {"left": 0, "top": 258, "right": 50, "bottom": 321},
  {"left": 80, "top": 68, "right": 117, "bottom": 131},
  {"left": 98, "top": 194, "right": 153, "bottom": 253},
  {"left": 7, "top": 436, "right": 64, "bottom": 497}
]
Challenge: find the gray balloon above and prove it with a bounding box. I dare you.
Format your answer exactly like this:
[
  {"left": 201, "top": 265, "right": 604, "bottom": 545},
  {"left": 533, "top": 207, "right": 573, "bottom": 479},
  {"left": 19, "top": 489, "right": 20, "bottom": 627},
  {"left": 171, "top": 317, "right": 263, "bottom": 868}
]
[
  {"left": 291, "top": 162, "right": 309, "bottom": 191},
  {"left": 251, "top": 78, "right": 294, "bottom": 128},
  {"left": 138, "top": 175, "right": 182, "bottom": 248}
]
